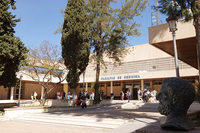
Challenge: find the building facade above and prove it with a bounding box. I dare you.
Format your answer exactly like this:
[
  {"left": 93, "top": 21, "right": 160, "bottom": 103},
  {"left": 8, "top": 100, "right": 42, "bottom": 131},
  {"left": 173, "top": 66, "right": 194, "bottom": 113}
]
[{"left": 0, "top": 20, "right": 198, "bottom": 100}]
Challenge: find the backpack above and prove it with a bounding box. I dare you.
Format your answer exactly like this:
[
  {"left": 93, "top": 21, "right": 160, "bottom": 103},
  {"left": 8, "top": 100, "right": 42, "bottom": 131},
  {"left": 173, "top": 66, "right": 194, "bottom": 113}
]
[
  {"left": 127, "top": 92, "right": 130, "bottom": 96},
  {"left": 139, "top": 91, "right": 142, "bottom": 96}
]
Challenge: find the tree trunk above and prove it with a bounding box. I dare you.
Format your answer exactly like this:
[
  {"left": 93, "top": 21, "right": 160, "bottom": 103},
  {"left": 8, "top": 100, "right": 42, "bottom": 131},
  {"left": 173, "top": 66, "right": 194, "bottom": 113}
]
[
  {"left": 194, "top": 15, "right": 200, "bottom": 82},
  {"left": 94, "top": 61, "right": 100, "bottom": 104},
  {"left": 73, "top": 88, "right": 76, "bottom": 105}
]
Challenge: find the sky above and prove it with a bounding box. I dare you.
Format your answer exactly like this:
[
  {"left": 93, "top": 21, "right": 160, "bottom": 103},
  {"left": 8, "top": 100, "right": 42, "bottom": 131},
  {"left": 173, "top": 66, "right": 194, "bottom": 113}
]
[{"left": 11, "top": 0, "right": 168, "bottom": 48}]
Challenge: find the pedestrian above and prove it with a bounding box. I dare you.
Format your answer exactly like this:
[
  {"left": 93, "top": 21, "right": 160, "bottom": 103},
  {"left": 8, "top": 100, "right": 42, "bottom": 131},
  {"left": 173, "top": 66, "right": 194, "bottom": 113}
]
[
  {"left": 138, "top": 89, "right": 142, "bottom": 101},
  {"left": 147, "top": 90, "right": 151, "bottom": 102},
  {"left": 92, "top": 92, "right": 94, "bottom": 100},
  {"left": 102, "top": 90, "right": 105, "bottom": 100},
  {"left": 63, "top": 91, "right": 66, "bottom": 100},
  {"left": 76, "top": 97, "right": 81, "bottom": 106},
  {"left": 126, "top": 90, "right": 131, "bottom": 102},
  {"left": 153, "top": 89, "right": 157, "bottom": 102},
  {"left": 31, "top": 91, "right": 34, "bottom": 100},
  {"left": 81, "top": 97, "right": 87, "bottom": 109},
  {"left": 79, "top": 91, "right": 82, "bottom": 98},
  {"left": 34, "top": 91, "right": 37, "bottom": 100},
  {"left": 67, "top": 91, "right": 71, "bottom": 100},
  {"left": 143, "top": 88, "right": 147, "bottom": 103},
  {"left": 121, "top": 91, "right": 124, "bottom": 100}
]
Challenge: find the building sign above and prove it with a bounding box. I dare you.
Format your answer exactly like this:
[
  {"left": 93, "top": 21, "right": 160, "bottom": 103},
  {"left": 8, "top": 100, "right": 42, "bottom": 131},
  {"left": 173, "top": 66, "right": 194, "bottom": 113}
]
[{"left": 101, "top": 75, "right": 140, "bottom": 80}]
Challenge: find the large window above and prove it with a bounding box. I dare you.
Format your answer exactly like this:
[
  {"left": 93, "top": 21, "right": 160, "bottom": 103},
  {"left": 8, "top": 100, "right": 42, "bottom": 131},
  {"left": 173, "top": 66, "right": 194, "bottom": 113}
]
[
  {"left": 185, "top": 78, "right": 196, "bottom": 83},
  {"left": 107, "top": 82, "right": 121, "bottom": 86}
]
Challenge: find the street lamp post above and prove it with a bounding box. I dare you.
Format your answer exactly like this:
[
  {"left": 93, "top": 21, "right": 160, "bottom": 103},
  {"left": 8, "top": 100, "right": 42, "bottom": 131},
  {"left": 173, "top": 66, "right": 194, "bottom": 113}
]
[
  {"left": 166, "top": 15, "right": 180, "bottom": 78},
  {"left": 18, "top": 74, "right": 23, "bottom": 106},
  {"left": 83, "top": 71, "right": 85, "bottom": 97}
]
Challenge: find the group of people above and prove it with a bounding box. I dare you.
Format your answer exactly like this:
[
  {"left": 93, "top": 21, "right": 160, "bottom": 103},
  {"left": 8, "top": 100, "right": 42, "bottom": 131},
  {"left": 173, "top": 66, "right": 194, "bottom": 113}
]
[
  {"left": 138, "top": 88, "right": 157, "bottom": 103},
  {"left": 31, "top": 91, "right": 38, "bottom": 100},
  {"left": 55, "top": 91, "right": 72, "bottom": 100},
  {"left": 75, "top": 96, "right": 87, "bottom": 109},
  {"left": 78, "top": 91, "right": 95, "bottom": 100},
  {"left": 119, "top": 88, "right": 157, "bottom": 103},
  {"left": 120, "top": 90, "right": 131, "bottom": 102}
]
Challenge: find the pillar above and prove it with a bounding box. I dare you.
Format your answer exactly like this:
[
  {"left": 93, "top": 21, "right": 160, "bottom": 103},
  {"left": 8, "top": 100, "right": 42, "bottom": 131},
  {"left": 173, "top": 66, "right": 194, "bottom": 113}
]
[
  {"left": 150, "top": 80, "right": 153, "bottom": 90},
  {"left": 41, "top": 86, "right": 44, "bottom": 99},
  {"left": 110, "top": 81, "right": 113, "bottom": 93},
  {"left": 110, "top": 81, "right": 113, "bottom": 99},
  {"left": 63, "top": 84, "right": 68, "bottom": 98},
  {"left": 141, "top": 79, "right": 144, "bottom": 91},
  {"left": 104, "top": 83, "right": 107, "bottom": 96},
  {"left": 10, "top": 87, "right": 14, "bottom": 100},
  {"left": 86, "top": 83, "right": 88, "bottom": 92}
]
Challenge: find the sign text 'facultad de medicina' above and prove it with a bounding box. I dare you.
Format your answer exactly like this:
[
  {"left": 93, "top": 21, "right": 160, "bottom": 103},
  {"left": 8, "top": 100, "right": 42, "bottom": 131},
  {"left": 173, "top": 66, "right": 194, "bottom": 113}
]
[{"left": 100, "top": 75, "right": 140, "bottom": 80}]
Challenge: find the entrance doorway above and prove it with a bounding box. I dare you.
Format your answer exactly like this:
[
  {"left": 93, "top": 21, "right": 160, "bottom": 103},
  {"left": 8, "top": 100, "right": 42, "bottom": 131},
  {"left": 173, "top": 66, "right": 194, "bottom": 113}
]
[
  {"left": 124, "top": 84, "right": 138, "bottom": 100},
  {"left": 13, "top": 85, "right": 23, "bottom": 100}
]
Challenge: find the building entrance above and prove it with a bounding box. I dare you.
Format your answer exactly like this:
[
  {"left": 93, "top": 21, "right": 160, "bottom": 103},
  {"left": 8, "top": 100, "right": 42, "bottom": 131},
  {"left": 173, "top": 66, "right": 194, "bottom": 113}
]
[
  {"left": 124, "top": 84, "right": 138, "bottom": 100},
  {"left": 13, "top": 85, "right": 23, "bottom": 100}
]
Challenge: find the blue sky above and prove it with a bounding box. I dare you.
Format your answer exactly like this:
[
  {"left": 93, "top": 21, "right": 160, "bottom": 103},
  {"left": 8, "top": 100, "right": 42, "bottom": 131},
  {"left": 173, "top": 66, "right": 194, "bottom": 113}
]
[{"left": 11, "top": 0, "right": 168, "bottom": 47}]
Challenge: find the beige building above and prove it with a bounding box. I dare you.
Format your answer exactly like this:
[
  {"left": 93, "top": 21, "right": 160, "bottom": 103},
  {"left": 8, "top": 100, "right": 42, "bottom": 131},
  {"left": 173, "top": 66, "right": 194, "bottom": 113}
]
[{"left": 0, "top": 20, "right": 198, "bottom": 100}]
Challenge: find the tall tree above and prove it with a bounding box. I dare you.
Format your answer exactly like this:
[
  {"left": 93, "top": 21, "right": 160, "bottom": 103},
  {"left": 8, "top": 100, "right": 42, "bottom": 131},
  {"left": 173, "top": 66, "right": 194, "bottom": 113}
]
[
  {"left": 21, "top": 41, "right": 67, "bottom": 106},
  {"left": 154, "top": 0, "right": 200, "bottom": 82},
  {"left": 0, "top": 0, "right": 28, "bottom": 88},
  {"left": 61, "top": 0, "right": 90, "bottom": 104},
  {"left": 86, "top": 0, "right": 148, "bottom": 104}
]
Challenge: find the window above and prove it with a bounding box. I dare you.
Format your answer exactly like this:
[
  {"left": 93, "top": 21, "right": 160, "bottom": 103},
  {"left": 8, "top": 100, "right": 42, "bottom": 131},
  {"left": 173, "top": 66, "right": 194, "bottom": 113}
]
[
  {"left": 113, "top": 82, "right": 121, "bottom": 86},
  {"left": 88, "top": 84, "right": 91, "bottom": 87},
  {"left": 79, "top": 84, "right": 86, "bottom": 88},
  {"left": 99, "top": 84, "right": 104, "bottom": 87},
  {"left": 153, "top": 81, "right": 162, "bottom": 85},
  {"left": 107, "top": 82, "right": 121, "bottom": 86},
  {"left": 185, "top": 78, "right": 195, "bottom": 83}
]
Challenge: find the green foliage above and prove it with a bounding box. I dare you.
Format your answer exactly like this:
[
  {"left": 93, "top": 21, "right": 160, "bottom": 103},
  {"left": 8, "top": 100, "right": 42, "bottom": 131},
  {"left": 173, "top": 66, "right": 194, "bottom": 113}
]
[
  {"left": 61, "top": 0, "right": 90, "bottom": 90},
  {"left": 152, "top": 65, "right": 157, "bottom": 69},
  {"left": 86, "top": 0, "right": 149, "bottom": 103},
  {"left": 152, "top": 0, "right": 199, "bottom": 22},
  {"left": 195, "top": 80, "right": 200, "bottom": 103},
  {"left": 0, "top": 0, "right": 28, "bottom": 88}
]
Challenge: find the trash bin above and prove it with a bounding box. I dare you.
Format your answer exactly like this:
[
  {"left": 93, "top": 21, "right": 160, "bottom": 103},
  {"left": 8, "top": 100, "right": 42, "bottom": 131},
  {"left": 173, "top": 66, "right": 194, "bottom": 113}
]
[{"left": 110, "top": 93, "right": 114, "bottom": 100}]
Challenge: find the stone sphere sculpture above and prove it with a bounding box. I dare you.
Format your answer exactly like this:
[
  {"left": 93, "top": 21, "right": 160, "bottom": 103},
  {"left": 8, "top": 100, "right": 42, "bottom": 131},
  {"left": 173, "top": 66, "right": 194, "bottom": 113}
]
[{"left": 157, "top": 77, "right": 195, "bottom": 131}]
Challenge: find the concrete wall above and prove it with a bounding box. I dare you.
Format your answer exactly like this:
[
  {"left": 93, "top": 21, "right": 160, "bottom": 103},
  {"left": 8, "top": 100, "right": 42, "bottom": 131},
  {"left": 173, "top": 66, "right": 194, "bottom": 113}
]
[
  {"left": 23, "top": 82, "right": 63, "bottom": 100},
  {"left": 0, "top": 86, "right": 8, "bottom": 100},
  {"left": 149, "top": 20, "right": 195, "bottom": 44}
]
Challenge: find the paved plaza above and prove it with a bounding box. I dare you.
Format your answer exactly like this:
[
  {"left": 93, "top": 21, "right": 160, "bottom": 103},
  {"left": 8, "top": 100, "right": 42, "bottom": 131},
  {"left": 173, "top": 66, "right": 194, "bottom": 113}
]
[{"left": 0, "top": 100, "right": 200, "bottom": 133}]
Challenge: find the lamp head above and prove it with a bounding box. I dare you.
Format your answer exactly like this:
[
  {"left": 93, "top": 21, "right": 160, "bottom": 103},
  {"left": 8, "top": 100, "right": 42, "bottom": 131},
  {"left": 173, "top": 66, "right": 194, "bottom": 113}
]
[{"left": 166, "top": 15, "right": 179, "bottom": 32}]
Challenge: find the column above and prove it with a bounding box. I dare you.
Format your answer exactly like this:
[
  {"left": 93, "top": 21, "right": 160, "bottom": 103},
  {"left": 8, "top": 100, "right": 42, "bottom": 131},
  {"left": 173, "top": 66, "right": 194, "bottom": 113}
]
[
  {"left": 104, "top": 83, "right": 107, "bottom": 97},
  {"left": 41, "top": 86, "right": 44, "bottom": 99},
  {"left": 110, "top": 81, "right": 113, "bottom": 93},
  {"left": 63, "top": 84, "right": 68, "bottom": 98},
  {"left": 10, "top": 87, "right": 14, "bottom": 100},
  {"left": 141, "top": 79, "right": 144, "bottom": 91},
  {"left": 86, "top": 83, "right": 88, "bottom": 92},
  {"left": 150, "top": 80, "right": 153, "bottom": 90}
]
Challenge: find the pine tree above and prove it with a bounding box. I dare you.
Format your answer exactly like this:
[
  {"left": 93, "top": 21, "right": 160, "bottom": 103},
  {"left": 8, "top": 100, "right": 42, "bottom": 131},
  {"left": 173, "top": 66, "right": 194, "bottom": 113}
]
[
  {"left": 0, "top": 0, "right": 28, "bottom": 88},
  {"left": 61, "top": 0, "right": 90, "bottom": 103}
]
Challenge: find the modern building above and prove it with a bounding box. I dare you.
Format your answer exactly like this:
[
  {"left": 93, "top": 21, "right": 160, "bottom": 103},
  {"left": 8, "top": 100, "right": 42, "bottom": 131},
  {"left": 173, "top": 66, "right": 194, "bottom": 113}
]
[{"left": 0, "top": 20, "right": 198, "bottom": 100}]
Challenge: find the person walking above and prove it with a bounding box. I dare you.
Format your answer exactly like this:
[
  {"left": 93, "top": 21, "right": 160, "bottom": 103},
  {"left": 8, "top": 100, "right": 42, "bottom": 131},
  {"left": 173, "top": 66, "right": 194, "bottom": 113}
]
[
  {"left": 143, "top": 88, "right": 148, "bottom": 103},
  {"left": 138, "top": 89, "right": 142, "bottom": 101},
  {"left": 126, "top": 90, "right": 131, "bottom": 102},
  {"left": 31, "top": 92, "right": 34, "bottom": 100},
  {"left": 67, "top": 91, "right": 71, "bottom": 100},
  {"left": 34, "top": 91, "right": 37, "bottom": 100},
  {"left": 81, "top": 97, "right": 87, "bottom": 109},
  {"left": 121, "top": 91, "right": 124, "bottom": 100}
]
